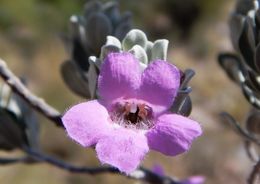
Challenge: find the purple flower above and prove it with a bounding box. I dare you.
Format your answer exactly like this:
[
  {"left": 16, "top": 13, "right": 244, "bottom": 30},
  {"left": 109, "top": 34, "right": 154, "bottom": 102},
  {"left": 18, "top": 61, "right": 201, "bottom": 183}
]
[
  {"left": 62, "top": 52, "right": 202, "bottom": 173},
  {"left": 179, "top": 176, "right": 205, "bottom": 184}
]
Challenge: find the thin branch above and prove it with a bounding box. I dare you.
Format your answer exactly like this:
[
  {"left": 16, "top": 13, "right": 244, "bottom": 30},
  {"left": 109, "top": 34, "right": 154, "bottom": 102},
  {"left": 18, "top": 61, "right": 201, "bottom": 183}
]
[
  {"left": 220, "top": 112, "right": 260, "bottom": 145},
  {"left": 0, "top": 156, "right": 29, "bottom": 165},
  {"left": 248, "top": 159, "right": 260, "bottom": 184},
  {"left": 0, "top": 59, "right": 63, "bottom": 127},
  {"left": 24, "top": 147, "right": 178, "bottom": 184}
]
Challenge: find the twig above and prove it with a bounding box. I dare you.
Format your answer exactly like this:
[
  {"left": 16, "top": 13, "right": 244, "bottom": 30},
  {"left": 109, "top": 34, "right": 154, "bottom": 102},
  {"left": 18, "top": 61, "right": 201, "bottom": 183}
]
[
  {"left": 248, "top": 159, "right": 260, "bottom": 184},
  {"left": 24, "top": 147, "right": 178, "bottom": 184},
  {"left": 0, "top": 59, "right": 63, "bottom": 127},
  {"left": 220, "top": 112, "right": 260, "bottom": 145},
  {"left": 0, "top": 156, "right": 29, "bottom": 165}
]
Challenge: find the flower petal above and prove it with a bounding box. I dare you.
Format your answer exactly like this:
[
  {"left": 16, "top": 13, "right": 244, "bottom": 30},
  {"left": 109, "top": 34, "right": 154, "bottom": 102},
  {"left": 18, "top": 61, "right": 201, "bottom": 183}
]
[
  {"left": 139, "top": 60, "right": 180, "bottom": 114},
  {"left": 62, "top": 100, "right": 111, "bottom": 147},
  {"left": 146, "top": 114, "right": 202, "bottom": 156},
  {"left": 96, "top": 128, "right": 149, "bottom": 173},
  {"left": 98, "top": 52, "right": 142, "bottom": 105}
]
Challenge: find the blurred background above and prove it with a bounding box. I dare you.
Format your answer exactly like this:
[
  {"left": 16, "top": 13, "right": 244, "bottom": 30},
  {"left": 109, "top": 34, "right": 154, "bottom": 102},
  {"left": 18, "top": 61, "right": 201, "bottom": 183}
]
[{"left": 0, "top": 0, "right": 253, "bottom": 183}]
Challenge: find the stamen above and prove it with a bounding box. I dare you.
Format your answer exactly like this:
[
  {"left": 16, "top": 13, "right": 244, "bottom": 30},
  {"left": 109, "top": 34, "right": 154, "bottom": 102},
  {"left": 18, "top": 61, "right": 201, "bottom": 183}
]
[
  {"left": 111, "top": 101, "right": 154, "bottom": 130},
  {"left": 130, "top": 103, "right": 138, "bottom": 113}
]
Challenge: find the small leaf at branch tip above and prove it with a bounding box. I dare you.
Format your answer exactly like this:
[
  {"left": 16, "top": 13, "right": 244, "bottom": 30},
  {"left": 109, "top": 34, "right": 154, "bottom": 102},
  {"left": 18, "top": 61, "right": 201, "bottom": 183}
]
[
  {"left": 122, "top": 29, "right": 148, "bottom": 51},
  {"left": 61, "top": 60, "right": 90, "bottom": 98},
  {"left": 100, "top": 45, "right": 121, "bottom": 61},
  {"left": 145, "top": 41, "right": 153, "bottom": 62},
  {"left": 151, "top": 39, "right": 169, "bottom": 61},
  {"left": 106, "top": 36, "right": 122, "bottom": 49},
  {"left": 129, "top": 45, "right": 148, "bottom": 65}
]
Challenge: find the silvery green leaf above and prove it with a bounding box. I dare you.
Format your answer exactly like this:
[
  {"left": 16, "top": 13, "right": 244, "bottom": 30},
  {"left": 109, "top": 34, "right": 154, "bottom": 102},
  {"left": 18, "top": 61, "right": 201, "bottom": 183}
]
[
  {"left": 114, "top": 12, "right": 132, "bottom": 40},
  {"left": 61, "top": 60, "right": 90, "bottom": 98},
  {"left": 83, "top": 1, "right": 102, "bottom": 18},
  {"left": 139, "top": 62, "right": 147, "bottom": 71},
  {"left": 246, "top": 111, "right": 260, "bottom": 134},
  {"left": 0, "top": 109, "right": 25, "bottom": 151},
  {"left": 180, "top": 69, "right": 195, "bottom": 89},
  {"left": 100, "top": 45, "right": 120, "bottom": 61},
  {"left": 246, "top": 70, "right": 260, "bottom": 91},
  {"left": 0, "top": 82, "right": 21, "bottom": 117},
  {"left": 238, "top": 17, "right": 256, "bottom": 70},
  {"left": 13, "top": 94, "right": 39, "bottom": 149},
  {"left": 103, "top": 1, "right": 120, "bottom": 26},
  {"left": 242, "top": 84, "right": 260, "bottom": 109},
  {"left": 145, "top": 41, "right": 153, "bottom": 62},
  {"left": 69, "top": 16, "right": 87, "bottom": 51},
  {"left": 255, "top": 43, "right": 260, "bottom": 72},
  {"left": 69, "top": 15, "right": 81, "bottom": 39},
  {"left": 177, "top": 96, "right": 192, "bottom": 117},
  {"left": 255, "top": 9, "right": 260, "bottom": 39},
  {"left": 218, "top": 53, "right": 245, "bottom": 83},
  {"left": 0, "top": 84, "right": 12, "bottom": 107},
  {"left": 235, "top": 0, "right": 256, "bottom": 15},
  {"left": 151, "top": 39, "right": 169, "bottom": 61},
  {"left": 89, "top": 56, "right": 102, "bottom": 70},
  {"left": 114, "top": 22, "right": 132, "bottom": 41},
  {"left": 6, "top": 99, "right": 21, "bottom": 117},
  {"left": 122, "top": 29, "right": 147, "bottom": 51},
  {"left": 229, "top": 14, "right": 245, "bottom": 51},
  {"left": 106, "top": 36, "right": 122, "bottom": 49},
  {"left": 170, "top": 88, "right": 192, "bottom": 116},
  {"left": 88, "top": 59, "right": 99, "bottom": 99},
  {"left": 129, "top": 45, "right": 148, "bottom": 65},
  {"left": 72, "top": 39, "right": 89, "bottom": 71},
  {"left": 85, "top": 12, "right": 112, "bottom": 54}
]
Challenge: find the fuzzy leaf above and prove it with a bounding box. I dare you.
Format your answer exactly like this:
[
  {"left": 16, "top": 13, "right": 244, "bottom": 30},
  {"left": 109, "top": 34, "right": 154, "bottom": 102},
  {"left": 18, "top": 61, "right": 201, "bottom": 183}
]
[
  {"left": 61, "top": 60, "right": 90, "bottom": 98},
  {"left": 229, "top": 14, "right": 245, "bottom": 51},
  {"left": 122, "top": 29, "right": 147, "bottom": 51},
  {"left": 100, "top": 45, "right": 121, "bottom": 62},
  {"left": 103, "top": 1, "right": 120, "bottom": 27},
  {"left": 13, "top": 94, "right": 39, "bottom": 149},
  {"left": 106, "top": 36, "right": 122, "bottom": 49},
  {"left": 238, "top": 17, "right": 256, "bottom": 70},
  {"left": 83, "top": 1, "right": 102, "bottom": 18},
  {"left": 145, "top": 41, "right": 153, "bottom": 62},
  {"left": 0, "top": 109, "right": 25, "bottom": 150},
  {"left": 170, "top": 88, "right": 192, "bottom": 117},
  {"left": 218, "top": 53, "right": 245, "bottom": 84},
  {"left": 246, "top": 111, "right": 260, "bottom": 134},
  {"left": 88, "top": 59, "right": 99, "bottom": 99},
  {"left": 85, "top": 12, "right": 112, "bottom": 55},
  {"left": 129, "top": 45, "right": 148, "bottom": 65},
  {"left": 151, "top": 39, "right": 169, "bottom": 61}
]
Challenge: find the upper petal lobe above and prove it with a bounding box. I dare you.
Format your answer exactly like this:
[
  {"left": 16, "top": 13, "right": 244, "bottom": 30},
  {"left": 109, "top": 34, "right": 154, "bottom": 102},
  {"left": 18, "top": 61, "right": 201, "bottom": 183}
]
[
  {"left": 146, "top": 114, "right": 202, "bottom": 156},
  {"left": 96, "top": 128, "right": 149, "bottom": 173},
  {"left": 139, "top": 60, "right": 181, "bottom": 114},
  {"left": 62, "top": 100, "right": 111, "bottom": 147},
  {"left": 98, "top": 52, "right": 142, "bottom": 105}
]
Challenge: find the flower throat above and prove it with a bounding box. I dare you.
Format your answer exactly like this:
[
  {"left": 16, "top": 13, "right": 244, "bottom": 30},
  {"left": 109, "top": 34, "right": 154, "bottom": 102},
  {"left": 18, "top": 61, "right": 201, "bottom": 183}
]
[{"left": 111, "top": 102, "right": 154, "bottom": 130}]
